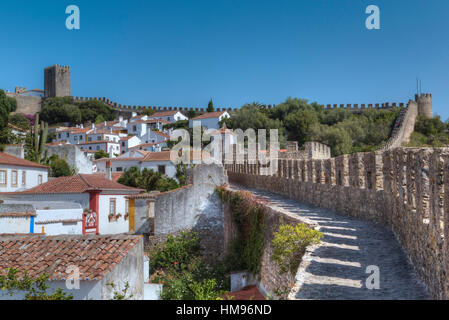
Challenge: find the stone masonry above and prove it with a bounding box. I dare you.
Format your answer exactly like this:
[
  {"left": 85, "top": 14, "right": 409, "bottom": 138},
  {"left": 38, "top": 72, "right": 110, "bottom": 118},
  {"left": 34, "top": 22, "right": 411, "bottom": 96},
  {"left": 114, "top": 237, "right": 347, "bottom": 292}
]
[{"left": 225, "top": 147, "right": 449, "bottom": 299}]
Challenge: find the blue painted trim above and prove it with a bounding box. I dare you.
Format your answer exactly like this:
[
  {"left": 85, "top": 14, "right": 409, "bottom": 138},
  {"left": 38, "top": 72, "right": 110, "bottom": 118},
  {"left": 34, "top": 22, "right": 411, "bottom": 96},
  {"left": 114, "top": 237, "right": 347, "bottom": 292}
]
[{"left": 30, "top": 216, "right": 34, "bottom": 234}]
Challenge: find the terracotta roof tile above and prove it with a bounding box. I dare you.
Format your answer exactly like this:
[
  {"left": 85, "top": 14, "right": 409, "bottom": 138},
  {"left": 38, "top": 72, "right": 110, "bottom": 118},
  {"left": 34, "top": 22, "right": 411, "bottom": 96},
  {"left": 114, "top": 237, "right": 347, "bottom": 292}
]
[
  {"left": 0, "top": 212, "right": 36, "bottom": 217},
  {"left": 10, "top": 174, "right": 141, "bottom": 194},
  {"left": 149, "top": 111, "right": 179, "bottom": 117},
  {"left": 0, "top": 234, "right": 142, "bottom": 280},
  {"left": 191, "top": 111, "right": 227, "bottom": 120},
  {"left": 0, "top": 152, "right": 49, "bottom": 169}
]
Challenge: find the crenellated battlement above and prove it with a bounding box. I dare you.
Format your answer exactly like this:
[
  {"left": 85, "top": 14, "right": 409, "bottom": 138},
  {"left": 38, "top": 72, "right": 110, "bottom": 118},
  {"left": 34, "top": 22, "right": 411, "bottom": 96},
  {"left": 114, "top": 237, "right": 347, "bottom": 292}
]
[
  {"left": 71, "top": 96, "right": 235, "bottom": 114},
  {"left": 225, "top": 147, "right": 449, "bottom": 299},
  {"left": 70, "top": 95, "right": 408, "bottom": 115},
  {"left": 324, "top": 102, "right": 405, "bottom": 110}
]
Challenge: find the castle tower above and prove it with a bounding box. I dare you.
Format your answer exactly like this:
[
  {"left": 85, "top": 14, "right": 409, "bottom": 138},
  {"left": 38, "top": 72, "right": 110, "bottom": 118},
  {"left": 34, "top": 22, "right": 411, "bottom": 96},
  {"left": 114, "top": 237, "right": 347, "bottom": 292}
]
[
  {"left": 415, "top": 93, "right": 433, "bottom": 118},
  {"left": 44, "top": 65, "right": 71, "bottom": 98}
]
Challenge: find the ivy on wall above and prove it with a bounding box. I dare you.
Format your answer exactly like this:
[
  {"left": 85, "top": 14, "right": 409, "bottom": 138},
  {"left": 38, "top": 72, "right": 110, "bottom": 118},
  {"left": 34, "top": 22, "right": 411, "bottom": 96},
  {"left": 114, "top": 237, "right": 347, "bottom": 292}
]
[{"left": 216, "top": 186, "right": 266, "bottom": 275}]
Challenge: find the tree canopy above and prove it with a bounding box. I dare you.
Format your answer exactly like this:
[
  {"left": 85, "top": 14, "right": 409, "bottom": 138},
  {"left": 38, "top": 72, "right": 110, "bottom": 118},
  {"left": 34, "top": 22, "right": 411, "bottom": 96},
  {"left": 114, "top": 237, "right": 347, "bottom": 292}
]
[
  {"left": 224, "top": 98, "right": 400, "bottom": 156},
  {"left": 40, "top": 97, "right": 115, "bottom": 125},
  {"left": 118, "top": 167, "right": 180, "bottom": 192},
  {"left": 0, "top": 89, "right": 17, "bottom": 129}
]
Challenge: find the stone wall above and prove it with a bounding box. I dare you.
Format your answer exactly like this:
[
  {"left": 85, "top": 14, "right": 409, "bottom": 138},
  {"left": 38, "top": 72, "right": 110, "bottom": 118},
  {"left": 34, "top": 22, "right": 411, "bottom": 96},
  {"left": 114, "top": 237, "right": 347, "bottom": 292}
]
[
  {"left": 221, "top": 188, "right": 315, "bottom": 299},
  {"left": 130, "top": 164, "right": 228, "bottom": 259},
  {"left": 225, "top": 147, "right": 449, "bottom": 299},
  {"left": 8, "top": 95, "right": 42, "bottom": 115},
  {"left": 382, "top": 100, "right": 418, "bottom": 150},
  {"left": 279, "top": 141, "right": 331, "bottom": 160},
  {"left": 45, "top": 144, "right": 93, "bottom": 174}
]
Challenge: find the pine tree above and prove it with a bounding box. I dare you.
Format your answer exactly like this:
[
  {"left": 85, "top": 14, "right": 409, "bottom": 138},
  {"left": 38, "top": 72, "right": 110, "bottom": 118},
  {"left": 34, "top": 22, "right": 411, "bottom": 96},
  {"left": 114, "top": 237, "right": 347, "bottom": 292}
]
[{"left": 207, "top": 99, "right": 214, "bottom": 112}]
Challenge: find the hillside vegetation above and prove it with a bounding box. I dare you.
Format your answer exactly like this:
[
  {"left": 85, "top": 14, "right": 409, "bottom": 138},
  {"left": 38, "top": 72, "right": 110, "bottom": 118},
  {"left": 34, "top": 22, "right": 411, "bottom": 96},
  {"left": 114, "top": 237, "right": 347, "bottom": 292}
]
[
  {"left": 222, "top": 98, "right": 400, "bottom": 157},
  {"left": 405, "top": 115, "right": 449, "bottom": 148}
]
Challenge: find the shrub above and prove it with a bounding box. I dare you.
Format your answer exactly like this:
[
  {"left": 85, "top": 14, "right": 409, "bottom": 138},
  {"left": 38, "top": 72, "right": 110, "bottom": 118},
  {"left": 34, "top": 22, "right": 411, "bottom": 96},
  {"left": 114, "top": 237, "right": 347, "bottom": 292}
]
[
  {"left": 271, "top": 223, "right": 323, "bottom": 275},
  {"left": 149, "top": 231, "right": 227, "bottom": 300}
]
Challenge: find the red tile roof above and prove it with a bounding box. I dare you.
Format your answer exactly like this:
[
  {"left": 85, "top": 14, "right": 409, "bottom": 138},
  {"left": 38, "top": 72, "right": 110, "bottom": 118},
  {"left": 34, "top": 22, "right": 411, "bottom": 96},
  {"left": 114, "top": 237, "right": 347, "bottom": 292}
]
[
  {"left": 191, "top": 111, "right": 227, "bottom": 120},
  {"left": 129, "top": 140, "right": 168, "bottom": 150},
  {"left": 149, "top": 111, "right": 179, "bottom": 117},
  {"left": 0, "top": 152, "right": 49, "bottom": 169},
  {"left": 154, "top": 131, "right": 170, "bottom": 138},
  {"left": 77, "top": 140, "right": 120, "bottom": 145},
  {"left": 0, "top": 212, "right": 36, "bottom": 217},
  {"left": 12, "top": 174, "right": 141, "bottom": 194},
  {"left": 0, "top": 234, "right": 142, "bottom": 280},
  {"left": 132, "top": 119, "right": 170, "bottom": 125}
]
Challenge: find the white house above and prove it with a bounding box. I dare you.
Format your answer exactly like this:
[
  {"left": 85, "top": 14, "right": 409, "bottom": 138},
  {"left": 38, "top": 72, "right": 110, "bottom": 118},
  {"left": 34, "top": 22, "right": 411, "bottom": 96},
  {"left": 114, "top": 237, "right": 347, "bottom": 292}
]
[
  {"left": 120, "top": 136, "right": 142, "bottom": 154},
  {"left": 189, "top": 111, "right": 230, "bottom": 130},
  {"left": 2, "top": 174, "right": 143, "bottom": 235},
  {"left": 0, "top": 234, "right": 145, "bottom": 300},
  {"left": 94, "top": 151, "right": 177, "bottom": 179},
  {"left": 77, "top": 141, "right": 121, "bottom": 157},
  {"left": 126, "top": 119, "right": 171, "bottom": 138},
  {"left": 140, "top": 131, "right": 170, "bottom": 145},
  {"left": 55, "top": 127, "right": 92, "bottom": 145},
  {"left": 129, "top": 141, "right": 168, "bottom": 153},
  {"left": 149, "top": 111, "right": 188, "bottom": 123},
  {"left": 0, "top": 152, "right": 49, "bottom": 192}
]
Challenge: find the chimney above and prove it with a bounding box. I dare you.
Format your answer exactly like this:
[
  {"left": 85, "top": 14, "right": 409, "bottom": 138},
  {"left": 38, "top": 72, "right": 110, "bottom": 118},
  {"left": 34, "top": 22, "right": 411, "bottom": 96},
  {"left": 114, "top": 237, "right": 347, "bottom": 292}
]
[{"left": 106, "top": 160, "right": 112, "bottom": 180}]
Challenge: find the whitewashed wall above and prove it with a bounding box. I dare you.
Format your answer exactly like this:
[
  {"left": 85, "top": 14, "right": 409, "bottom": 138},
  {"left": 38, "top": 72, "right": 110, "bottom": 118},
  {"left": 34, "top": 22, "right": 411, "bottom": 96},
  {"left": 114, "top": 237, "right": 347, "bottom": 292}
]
[
  {"left": 98, "top": 194, "right": 130, "bottom": 234},
  {"left": 34, "top": 208, "right": 83, "bottom": 235},
  {"left": 0, "top": 216, "right": 32, "bottom": 234},
  {"left": 0, "top": 164, "right": 48, "bottom": 192}
]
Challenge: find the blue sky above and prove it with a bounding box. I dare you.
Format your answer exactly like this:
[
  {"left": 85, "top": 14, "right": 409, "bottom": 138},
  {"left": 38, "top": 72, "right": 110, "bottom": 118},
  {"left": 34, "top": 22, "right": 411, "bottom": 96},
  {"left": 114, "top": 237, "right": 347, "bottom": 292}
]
[{"left": 1, "top": 0, "right": 448, "bottom": 119}]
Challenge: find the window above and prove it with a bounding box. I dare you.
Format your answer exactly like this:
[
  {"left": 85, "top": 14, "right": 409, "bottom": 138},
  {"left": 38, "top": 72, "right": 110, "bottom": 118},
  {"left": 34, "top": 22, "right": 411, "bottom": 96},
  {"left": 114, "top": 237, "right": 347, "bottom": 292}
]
[
  {"left": 116, "top": 167, "right": 123, "bottom": 172},
  {"left": 88, "top": 137, "right": 92, "bottom": 142},
  {"left": 158, "top": 165, "right": 166, "bottom": 175},
  {"left": 109, "top": 198, "right": 116, "bottom": 215},
  {"left": 0, "top": 170, "right": 6, "bottom": 185},
  {"left": 38, "top": 175, "right": 43, "bottom": 185},
  {"left": 96, "top": 146, "right": 100, "bottom": 150},
  {"left": 22, "top": 171, "right": 26, "bottom": 186},
  {"left": 11, "top": 170, "right": 18, "bottom": 187},
  {"left": 97, "top": 136, "right": 101, "bottom": 141},
  {"left": 58, "top": 133, "right": 61, "bottom": 138},
  {"left": 66, "top": 133, "right": 69, "bottom": 138},
  {"left": 125, "top": 199, "right": 129, "bottom": 215},
  {"left": 133, "top": 125, "right": 137, "bottom": 131},
  {"left": 122, "top": 142, "right": 125, "bottom": 147}
]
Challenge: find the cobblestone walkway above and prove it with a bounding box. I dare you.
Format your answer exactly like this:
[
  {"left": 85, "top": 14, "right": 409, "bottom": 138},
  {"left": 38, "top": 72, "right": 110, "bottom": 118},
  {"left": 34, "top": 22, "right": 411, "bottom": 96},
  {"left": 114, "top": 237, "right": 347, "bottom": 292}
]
[{"left": 231, "top": 184, "right": 430, "bottom": 300}]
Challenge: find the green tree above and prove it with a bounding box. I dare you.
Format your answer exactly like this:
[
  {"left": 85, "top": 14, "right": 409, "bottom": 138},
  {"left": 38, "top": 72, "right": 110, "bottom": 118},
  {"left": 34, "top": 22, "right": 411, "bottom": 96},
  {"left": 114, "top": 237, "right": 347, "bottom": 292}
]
[
  {"left": 9, "top": 113, "right": 30, "bottom": 130},
  {"left": 142, "top": 108, "right": 155, "bottom": 117},
  {"left": 95, "top": 114, "right": 105, "bottom": 124},
  {"left": 44, "top": 154, "right": 75, "bottom": 177},
  {"left": 284, "top": 108, "right": 319, "bottom": 145},
  {"left": 207, "top": 99, "right": 214, "bottom": 112},
  {"left": 118, "top": 167, "right": 180, "bottom": 192},
  {"left": 187, "top": 110, "right": 197, "bottom": 119},
  {"left": 94, "top": 150, "right": 109, "bottom": 160},
  {"left": 0, "top": 89, "right": 17, "bottom": 129},
  {"left": 0, "top": 268, "right": 73, "bottom": 300}
]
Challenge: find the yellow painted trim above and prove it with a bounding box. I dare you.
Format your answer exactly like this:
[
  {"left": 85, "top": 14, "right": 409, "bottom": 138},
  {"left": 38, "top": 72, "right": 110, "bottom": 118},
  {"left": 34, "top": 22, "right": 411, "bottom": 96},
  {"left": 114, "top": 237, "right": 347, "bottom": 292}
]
[{"left": 129, "top": 199, "right": 135, "bottom": 232}]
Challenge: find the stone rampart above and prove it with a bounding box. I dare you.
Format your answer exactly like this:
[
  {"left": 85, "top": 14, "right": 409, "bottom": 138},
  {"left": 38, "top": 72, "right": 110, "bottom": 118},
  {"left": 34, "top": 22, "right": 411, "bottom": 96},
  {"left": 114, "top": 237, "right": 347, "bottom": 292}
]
[{"left": 225, "top": 147, "right": 449, "bottom": 299}]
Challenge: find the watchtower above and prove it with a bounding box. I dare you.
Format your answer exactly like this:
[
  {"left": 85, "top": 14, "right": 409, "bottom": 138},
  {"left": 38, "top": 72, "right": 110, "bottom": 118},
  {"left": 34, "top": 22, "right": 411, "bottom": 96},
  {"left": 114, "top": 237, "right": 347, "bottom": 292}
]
[
  {"left": 415, "top": 93, "right": 433, "bottom": 118},
  {"left": 44, "top": 65, "right": 71, "bottom": 98}
]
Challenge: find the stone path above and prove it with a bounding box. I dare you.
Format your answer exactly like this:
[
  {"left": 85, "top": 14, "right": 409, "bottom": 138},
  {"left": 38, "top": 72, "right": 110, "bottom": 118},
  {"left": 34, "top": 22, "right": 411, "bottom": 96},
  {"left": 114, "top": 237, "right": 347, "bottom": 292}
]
[{"left": 230, "top": 184, "right": 430, "bottom": 300}]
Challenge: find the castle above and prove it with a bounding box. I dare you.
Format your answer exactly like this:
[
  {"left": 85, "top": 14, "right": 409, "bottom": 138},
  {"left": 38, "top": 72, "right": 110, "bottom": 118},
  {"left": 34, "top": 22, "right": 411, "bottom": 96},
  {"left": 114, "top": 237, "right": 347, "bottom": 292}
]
[{"left": 7, "top": 65, "right": 433, "bottom": 119}]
